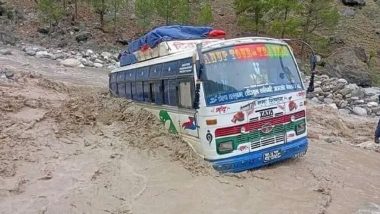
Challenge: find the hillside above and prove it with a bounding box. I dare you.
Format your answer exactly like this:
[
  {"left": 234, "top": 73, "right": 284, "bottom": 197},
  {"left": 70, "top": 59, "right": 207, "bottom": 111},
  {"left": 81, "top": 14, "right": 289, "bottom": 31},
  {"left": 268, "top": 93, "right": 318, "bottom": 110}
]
[{"left": 0, "top": 0, "right": 379, "bottom": 85}]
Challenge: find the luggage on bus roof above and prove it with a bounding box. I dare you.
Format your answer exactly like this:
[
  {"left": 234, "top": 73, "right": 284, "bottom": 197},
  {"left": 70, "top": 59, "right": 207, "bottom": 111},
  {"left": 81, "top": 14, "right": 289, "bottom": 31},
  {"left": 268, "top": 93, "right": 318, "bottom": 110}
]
[{"left": 127, "top": 25, "right": 213, "bottom": 54}]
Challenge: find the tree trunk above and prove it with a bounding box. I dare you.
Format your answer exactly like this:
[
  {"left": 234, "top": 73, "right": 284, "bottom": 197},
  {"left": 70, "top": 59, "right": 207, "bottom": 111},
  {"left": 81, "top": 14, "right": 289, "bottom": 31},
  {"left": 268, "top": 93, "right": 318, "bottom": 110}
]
[
  {"left": 255, "top": 7, "right": 259, "bottom": 36},
  {"left": 281, "top": 7, "right": 289, "bottom": 38},
  {"left": 74, "top": 0, "right": 78, "bottom": 20},
  {"left": 113, "top": 1, "right": 117, "bottom": 34},
  {"left": 100, "top": 0, "right": 105, "bottom": 29},
  {"left": 301, "top": 0, "right": 314, "bottom": 59}
]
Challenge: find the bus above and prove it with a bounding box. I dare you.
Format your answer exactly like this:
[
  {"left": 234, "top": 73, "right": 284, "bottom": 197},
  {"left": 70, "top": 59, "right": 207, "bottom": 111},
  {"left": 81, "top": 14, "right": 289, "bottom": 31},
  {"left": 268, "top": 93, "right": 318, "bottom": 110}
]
[{"left": 109, "top": 37, "right": 308, "bottom": 173}]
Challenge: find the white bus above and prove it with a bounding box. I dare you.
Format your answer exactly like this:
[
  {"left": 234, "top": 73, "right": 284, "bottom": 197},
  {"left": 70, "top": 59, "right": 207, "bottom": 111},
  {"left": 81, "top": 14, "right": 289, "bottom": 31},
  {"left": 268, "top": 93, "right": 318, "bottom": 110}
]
[{"left": 109, "top": 37, "right": 308, "bottom": 172}]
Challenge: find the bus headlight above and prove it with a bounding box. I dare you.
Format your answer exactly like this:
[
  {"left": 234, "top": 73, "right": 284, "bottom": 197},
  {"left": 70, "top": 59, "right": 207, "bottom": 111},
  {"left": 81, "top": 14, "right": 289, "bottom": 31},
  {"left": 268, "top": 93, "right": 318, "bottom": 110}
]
[
  {"left": 296, "top": 123, "right": 306, "bottom": 135},
  {"left": 218, "top": 141, "right": 234, "bottom": 154}
]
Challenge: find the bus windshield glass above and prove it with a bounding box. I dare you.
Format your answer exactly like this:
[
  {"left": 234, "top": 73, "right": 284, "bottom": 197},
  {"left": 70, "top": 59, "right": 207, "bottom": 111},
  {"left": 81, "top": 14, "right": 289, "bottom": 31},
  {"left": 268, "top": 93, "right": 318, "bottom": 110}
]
[{"left": 202, "top": 43, "right": 303, "bottom": 106}]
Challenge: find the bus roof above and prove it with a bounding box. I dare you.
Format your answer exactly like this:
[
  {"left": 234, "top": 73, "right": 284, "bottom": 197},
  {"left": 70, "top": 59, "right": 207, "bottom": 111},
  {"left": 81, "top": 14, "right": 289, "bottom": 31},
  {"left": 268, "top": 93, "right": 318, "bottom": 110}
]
[{"left": 111, "top": 37, "right": 289, "bottom": 74}]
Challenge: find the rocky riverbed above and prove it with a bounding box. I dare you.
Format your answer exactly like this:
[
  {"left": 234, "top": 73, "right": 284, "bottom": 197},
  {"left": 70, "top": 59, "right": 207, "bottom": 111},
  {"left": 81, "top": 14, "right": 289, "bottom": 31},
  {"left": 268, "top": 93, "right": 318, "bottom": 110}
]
[{"left": 2, "top": 44, "right": 380, "bottom": 213}]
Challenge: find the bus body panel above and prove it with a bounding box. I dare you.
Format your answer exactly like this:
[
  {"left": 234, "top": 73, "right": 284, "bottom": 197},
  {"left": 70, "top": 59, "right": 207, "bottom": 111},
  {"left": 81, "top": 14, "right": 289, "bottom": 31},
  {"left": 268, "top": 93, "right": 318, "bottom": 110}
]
[{"left": 109, "top": 37, "right": 309, "bottom": 172}]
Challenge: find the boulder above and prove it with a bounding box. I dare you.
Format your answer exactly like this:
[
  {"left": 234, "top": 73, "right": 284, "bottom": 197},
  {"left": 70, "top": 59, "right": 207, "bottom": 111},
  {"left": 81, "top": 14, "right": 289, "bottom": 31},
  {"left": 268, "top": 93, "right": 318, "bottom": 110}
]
[
  {"left": 24, "top": 46, "right": 40, "bottom": 56},
  {"left": 95, "top": 58, "right": 104, "bottom": 64},
  {"left": 325, "top": 47, "right": 372, "bottom": 87},
  {"left": 367, "top": 102, "right": 379, "bottom": 108},
  {"left": 101, "top": 51, "right": 112, "bottom": 60},
  {"left": 84, "top": 49, "right": 94, "bottom": 57},
  {"left": 362, "top": 87, "right": 380, "bottom": 96},
  {"left": 0, "top": 49, "right": 11, "bottom": 55},
  {"left": 352, "top": 106, "right": 367, "bottom": 116},
  {"left": 94, "top": 63, "right": 103, "bottom": 68},
  {"left": 37, "top": 26, "right": 50, "bottom": 34},
  {"left": 0, "top": 31, "right": 17, "bottom": 45},
  {"left": 60, "top": 58, "right": 82, "bottom": 67},
  {"left": 342, "top": 7, "right": 356, "bottom": 17},
  {"left": 75, "top": 31, "right": 91, "bottom": 42},
  {"left": 36, "top": 51, "right": 54, "bottom": 59},
  {"left": 339, "top": 109, "right": 350, "bottom": 114},
  {"left": 328, "top": 103, "right": 338, "bottom": 110},
  {"left": 342, "top": 0, "right": 366, "bottom": 6}
]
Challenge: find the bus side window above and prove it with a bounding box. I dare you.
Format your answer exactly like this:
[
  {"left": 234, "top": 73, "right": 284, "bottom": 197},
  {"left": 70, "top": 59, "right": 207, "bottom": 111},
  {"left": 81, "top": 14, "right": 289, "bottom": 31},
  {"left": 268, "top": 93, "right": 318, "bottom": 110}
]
[
  {"left": 136, "top": 81, "right": 144, "bottom": 101},
  {"left": 143, "top": 82, "right": 150, "bottom": 102},
  {"left": 163, "top": 79, "right": 178, "bottom": 106},
  {"left": 131, "top": 82, "right": 136, "bottom": 100},
  {"left": 154, "top": 81, "right": 163, "bottom": 104},
  {"left": 126, "top": 82, "right": 132, "bottom": 99},
  {"left": 178, "top": 79, "right": 193, "bottom": 109}
]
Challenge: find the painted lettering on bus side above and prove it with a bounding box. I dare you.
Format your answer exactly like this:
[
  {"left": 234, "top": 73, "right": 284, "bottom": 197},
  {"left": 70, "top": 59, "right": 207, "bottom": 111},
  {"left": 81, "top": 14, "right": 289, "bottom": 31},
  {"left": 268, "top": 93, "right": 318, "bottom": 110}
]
[{"left": 207, "top": 83, "right": 302, "bottom": 105}]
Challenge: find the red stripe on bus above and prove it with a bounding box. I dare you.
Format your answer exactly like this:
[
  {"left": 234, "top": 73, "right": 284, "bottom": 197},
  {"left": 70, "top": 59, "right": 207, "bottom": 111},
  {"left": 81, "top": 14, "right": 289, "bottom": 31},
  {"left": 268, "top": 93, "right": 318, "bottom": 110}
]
[{"left": 215, "top": 110, "right": 305, "bottom": 137}]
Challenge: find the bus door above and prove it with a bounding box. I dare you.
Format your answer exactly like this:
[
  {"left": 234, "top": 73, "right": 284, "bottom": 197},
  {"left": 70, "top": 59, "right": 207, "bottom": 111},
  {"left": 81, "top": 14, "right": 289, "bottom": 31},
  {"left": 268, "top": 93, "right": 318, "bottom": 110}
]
[{"left": 177, "top": 78, "right": 200, "bottom": 139}]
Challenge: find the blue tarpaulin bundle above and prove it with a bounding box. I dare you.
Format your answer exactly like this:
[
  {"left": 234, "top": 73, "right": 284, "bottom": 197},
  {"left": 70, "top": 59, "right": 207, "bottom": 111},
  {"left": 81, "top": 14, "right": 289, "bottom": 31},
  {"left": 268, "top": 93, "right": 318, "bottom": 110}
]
[{"left": 127, "top": 25, "right": 213, "bottom": 54}]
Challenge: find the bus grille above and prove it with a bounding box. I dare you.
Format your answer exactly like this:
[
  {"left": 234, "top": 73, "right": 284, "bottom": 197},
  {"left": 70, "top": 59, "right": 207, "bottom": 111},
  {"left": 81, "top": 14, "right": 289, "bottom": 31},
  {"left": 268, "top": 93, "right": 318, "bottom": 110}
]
[{"left": 250, "top": 133, "right": 285, "bottom": 150}]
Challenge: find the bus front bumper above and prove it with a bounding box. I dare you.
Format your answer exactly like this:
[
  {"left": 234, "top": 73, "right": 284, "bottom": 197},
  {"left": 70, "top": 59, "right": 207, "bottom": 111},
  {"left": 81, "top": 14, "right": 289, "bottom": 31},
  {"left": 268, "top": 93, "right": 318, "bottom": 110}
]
[{"left": 209, "top": 137, "right": 308, "bottom": 173}]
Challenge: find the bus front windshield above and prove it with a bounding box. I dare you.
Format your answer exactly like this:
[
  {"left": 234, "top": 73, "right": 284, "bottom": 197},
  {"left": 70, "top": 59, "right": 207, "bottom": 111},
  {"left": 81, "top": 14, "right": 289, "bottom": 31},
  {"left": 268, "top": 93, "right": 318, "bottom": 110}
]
[{"left": 202, "top": 43, "right": 303, "bottom": 106}]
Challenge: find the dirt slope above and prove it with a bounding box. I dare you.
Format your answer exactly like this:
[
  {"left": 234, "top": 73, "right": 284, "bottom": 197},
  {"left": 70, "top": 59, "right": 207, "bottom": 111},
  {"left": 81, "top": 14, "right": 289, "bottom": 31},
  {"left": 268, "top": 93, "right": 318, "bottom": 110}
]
[{"left": 1, "top": 48, "right": 380, "bottom": 214}]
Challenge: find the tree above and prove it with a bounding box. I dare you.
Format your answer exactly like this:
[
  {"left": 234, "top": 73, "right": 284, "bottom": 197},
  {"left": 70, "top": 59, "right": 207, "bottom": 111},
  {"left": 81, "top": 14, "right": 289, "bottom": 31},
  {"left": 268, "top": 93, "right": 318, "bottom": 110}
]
[
  {"left": 153, "top": 0, "right": 191, "bottom": 25},
  {"left": 37, "top": 0, "right": 64, "bottom": 28},
  {"left": 109, "top": 0, "right": 125, "bottom": 33},
  {"left": 197, "top": 1, "right": 213, "bottom": 25},
  {"left": 234, "top": 0, "right": 270, "bottom": 35},
  {"left": 267, "top": 0, "right": 302, "bottom": 38},
  {"left": 92, "top": 0, "right": 108, "bottom": 30},
  {"left": 135, "top": 0, "right": 155, "bottom": 31},
  {"left": 300, "top": 0, "right": 339, "bottom": 54}
]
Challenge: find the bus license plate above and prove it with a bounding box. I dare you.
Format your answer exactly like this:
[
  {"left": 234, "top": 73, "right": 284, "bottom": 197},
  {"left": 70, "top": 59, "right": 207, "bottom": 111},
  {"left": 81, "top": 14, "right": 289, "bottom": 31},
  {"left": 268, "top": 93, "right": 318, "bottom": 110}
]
[{"left": 264, "top": 150, "right": 282, "bottom": 162}]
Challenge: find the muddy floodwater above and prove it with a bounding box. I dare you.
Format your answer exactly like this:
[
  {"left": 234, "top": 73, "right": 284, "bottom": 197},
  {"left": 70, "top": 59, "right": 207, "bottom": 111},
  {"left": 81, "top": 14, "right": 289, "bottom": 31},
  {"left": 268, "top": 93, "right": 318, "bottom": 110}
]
[{"left": 1, "top": 48, "right": 380, "bottom": 214}]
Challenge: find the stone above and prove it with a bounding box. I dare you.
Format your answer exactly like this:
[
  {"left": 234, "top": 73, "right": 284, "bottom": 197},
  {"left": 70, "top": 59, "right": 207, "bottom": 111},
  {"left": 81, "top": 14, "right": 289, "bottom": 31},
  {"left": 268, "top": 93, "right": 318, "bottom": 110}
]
[
  {"left": 324, "top": 98, "right": 334, "bottom": 104},
  {"left": 94, "top": 63, "right": 103, "bottom": 68},
  {"left": 340, "top": 100, "right": 348, "bottom": 108},
  {"left": 101, "top": 52, "right": 112, "bottom": 60},
  {"left": 339, "top": 109, "right": 350, "bottom": 115},
  {"left": 24, "top": 47, "right": 39, "bottom": 56},
  {"left": 4, "top": 69, "right": 14, "bottom": 79},
  {"left": 342, "top": 0, "right": 366, "bottom": 6},
  {"left": 342, "top": 7, "right": 356, "bottom": 17},
  {"left": 75, "top": 31, "right": 91, "bottom": 42},
  {"left": 366, "top": 95, "right": 379, "bottom": 103},
  {"left": 334, "top": 93, "right": 343, "bottom": 100},
  {"left": 311, "top": 97, "right": 320, "bottom": 103},
  {"left": 60, "top": 58, "right": 82, "bottom": 67},
  {"left": 328, "top": 103, "right": 338, "bottom": 110},
  {"left": 353, "top": 106, "right": 367, "bottom": 116},
  {"left": 37, "top": 26, "right": 50, "bottom": 34},
  {"left": 367, "top": 102, "right": 379, "bottom": 108},
  {"left": 35, "top": 51, "right": 53, "bottom": 59},
  {"left": 116, "top": 38, "right": 129, "bottom": 46},
  {"left": 53, "top": 53, "right": 65, "bottom": 60},
  {"left": 95, "top": 58, "right": 104, "bottom": 64},
  {"left": 337, "top": 78, "right": 348, "bottom": 84},
  {"left": 325, "top": 47, "right": 372, "bottom": 87},
  {"left": 314, "top": 87, "right": 323, "bottom": 94},
  {"left": 354, "top": 99, "right": 365, "bottom": 105},
  {"left": 0, "top": 49, "right": 11, "bottom": 55},
  {"left": 363, "top": 87, "right": 380, "bottom": 96},
  {"left": 84, "top": 49, "right": 94, "bottom": 57},
  {"left": 0, "top": 31, "right": 17, "bottom": 45}
]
